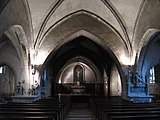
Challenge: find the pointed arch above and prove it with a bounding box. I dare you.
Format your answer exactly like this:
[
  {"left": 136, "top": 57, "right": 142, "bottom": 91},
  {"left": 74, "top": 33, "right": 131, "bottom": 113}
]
[
  {"left": 136, "top": 29, "right": 160, "bottom": 81},
  {"left": 37, "top": 10, "right": 129, "bottom": 55},
  {"left": 1, "top": 25, "right": 30, "bottom": 89}
]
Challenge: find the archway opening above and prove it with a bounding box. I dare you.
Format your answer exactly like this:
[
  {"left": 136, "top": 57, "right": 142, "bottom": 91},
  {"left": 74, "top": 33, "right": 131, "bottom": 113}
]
[
  {"left": 0, "top": 33, "right": 22, "bottom": 101},
  {"left": 137, "top": 32, "right": 160, "bottom": 102},
  {"left": 0, "top": 64, "right": 15, "bottom": 101},
  {"left": 41, "top": 36, "right": 122, "bottom": 97}
]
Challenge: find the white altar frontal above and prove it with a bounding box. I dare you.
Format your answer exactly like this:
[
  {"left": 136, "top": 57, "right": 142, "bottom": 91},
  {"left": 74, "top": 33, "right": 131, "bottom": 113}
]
[
  {"left": 71, "top": 85, "right": 86, "bottom": 94},
  {"left": 11, "top": 95, "right": 40, "bottom": 103}
]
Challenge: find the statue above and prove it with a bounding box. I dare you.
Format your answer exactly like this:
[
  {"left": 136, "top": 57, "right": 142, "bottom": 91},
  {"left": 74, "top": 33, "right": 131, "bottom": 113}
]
[
  {"left": 135, "top": 73, "right": 143, "bottom": 83},
  {"left": 21, "top": 80, "right": 25, "bottom": 95},
  {"left": 15, "top": 80, "right": 25, "bottom": 95},
  {"left": 28, "top": 88, "right": 32, "bottom": 95},
  {"left": 16, "top": 82, "right": 21, "bottom": 95},
  {"left": 128, "top": 70, "right": 133, "bottom": 83},
  {"left": 34, "top": 80, "right": 39, "bottom": 95},
  {"left": 75, "top": 71, "right": 80, "bottom": 83},
  {"left": 31, "top": 80, "right": 39, "bottom": 95},
  {"left": 31, "top": 85, "right": 35, "bottom": 95}
]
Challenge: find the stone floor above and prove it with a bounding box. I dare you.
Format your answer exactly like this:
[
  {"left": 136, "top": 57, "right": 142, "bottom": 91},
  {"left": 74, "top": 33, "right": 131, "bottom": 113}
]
[{"left": 66, "top": 103, "right": 96, "bottom": 120}]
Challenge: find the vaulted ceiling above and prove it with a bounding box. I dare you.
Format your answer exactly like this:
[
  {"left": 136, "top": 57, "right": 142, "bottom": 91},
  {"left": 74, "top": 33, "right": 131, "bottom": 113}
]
[
  {"left": 0, "top": 0, "right": 160, "bottom": 66},
  {"left": 27, "top": 0, "right": 143, "bottom": 51}
]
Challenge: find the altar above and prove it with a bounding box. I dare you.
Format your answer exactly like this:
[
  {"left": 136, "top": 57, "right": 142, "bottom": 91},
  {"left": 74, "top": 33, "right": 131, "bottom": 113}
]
[{"left": 71, "top": 85, "right": 86, "bottom": 94}]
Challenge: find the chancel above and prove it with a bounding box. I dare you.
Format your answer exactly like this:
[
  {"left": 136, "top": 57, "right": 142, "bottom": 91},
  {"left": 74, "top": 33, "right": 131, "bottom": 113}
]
[{"left": 0, "top": 0, "right": 160, "bottom": 120}]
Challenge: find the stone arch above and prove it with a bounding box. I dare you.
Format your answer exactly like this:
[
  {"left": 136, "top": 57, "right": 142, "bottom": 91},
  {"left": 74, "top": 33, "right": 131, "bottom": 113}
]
[
  {"left": 132, "top": 0, "right": 160, "bottom": 50},
  {"left": 0, "top": 63, "right": 16, "bottom": 98},
  {"left": 6, "top": 25, "right": 29, "bottom": 50},
  {"left": 0, "top": 59, "right": 18, "bottom": 84},
  {"left": 137, "top": 29, "right": 160, "bottom": 61},
  {"left": 0, "top": 25, "right": 30, "bottom": 92},
  {"left": 0, "top": 0, "right": 32, "bottom": 44},
  {"left": 36, "top": 11, "right": 128, "bottom": 98},
  {"left": 0, "top": 53, "right": 20, "bottom": 98},
  {"left": 56, "top": 56, "right": 101, "bottom": 84},
  {"left": 38, "top": 29, "right": 121, "bottom": 65},
  {"left": 5, "top": 25, "right": 29, "bottom": 62},
  {"left": 38, "top": 10, "right": 129, "bottom": 56},
  {"left": 40, "top": 34, "right": 126, "bottom": 98},
  {"left": 136, "top": 29, "right": 160, "bottom": 82}
]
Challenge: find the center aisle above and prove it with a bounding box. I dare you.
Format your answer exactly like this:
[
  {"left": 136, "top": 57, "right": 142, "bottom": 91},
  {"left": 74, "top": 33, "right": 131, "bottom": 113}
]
[{"left": 66, "top": 103, "right": 96, "bottom": 120}]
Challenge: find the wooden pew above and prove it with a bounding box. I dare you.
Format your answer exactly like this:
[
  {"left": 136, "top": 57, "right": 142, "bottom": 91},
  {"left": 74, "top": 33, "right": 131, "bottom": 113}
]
[
  {"left": 0, "top": 111, "right": 58, "bottom": 120},
  {"left": 90, "top": 97, "right": 126, "bottom": 120},
  {"left": 36, "top": 96, "right": 71, "bottom": 119},
  {"left": 98, "top": 104, "right": 160, "bottom": 120},
  {"left": 100, "top": 105, "right": 160, "bottom": 120},
  {"left": 101, "top": 107, "right": 160, "bottom": 119},
  {"left": 90, "top": 97, "right": 160, "bottom": 120},
  {"left": 0, "top": 117, "right": 54, "bottom": 120},
  {"left": 0, "top": 105, "right": 63, "bottom": 120},
  {"left": 0, "top": 107, "right": 61, "bottom": 120},
  {"left": 0, "top": 96, "right": 71, "bottom": 120},
  {"left": 105, "top": 111, "right": 160, "bottom": 120},
  {"left": 111, "top": 114, "right": 160, "bottom": 120}
]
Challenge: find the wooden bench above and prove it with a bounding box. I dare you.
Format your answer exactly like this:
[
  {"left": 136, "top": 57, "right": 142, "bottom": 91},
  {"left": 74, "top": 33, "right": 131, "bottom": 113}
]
[
  {"left": 0, "top": 96, "right": 71, "bottom": 120},
  {"left": 0, "top": 117, "right": 54, "bottom": 120},
  {"left": 105, "top": 111, "right": 160, "bottom": 120},
  {"left": 101, "top": 107, "right": 160, "bottom": 119},
  {"left": 98, "top": 104, "right": 160, "bottom": 120},
  {"left": 111, "top": 114, "right": 160, "bottom": 120},
  {"left": 0, "top": 107, "right": 62, "bottom": 120},
  {"left": 100, "top": 105, "right": 160, "bottom": 120},
  {"left": 90, "top": 97, "right": 160, "bottom": 120},
  {"left": 0, "top": 111, "right": 58, "bottom": 120}
]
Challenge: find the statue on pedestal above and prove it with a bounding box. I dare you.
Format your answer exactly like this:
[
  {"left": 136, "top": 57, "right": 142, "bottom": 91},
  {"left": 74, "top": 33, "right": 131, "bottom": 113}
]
[
  {"left": 31, "top": 80, "right": 39, "bottom": 95},
  {"left": 135, "top": 73, "right": 143, "bottom": 83},
  {"left": 16, "top": 80, "right": 25, "bottom": 95},
  {"left": 128, "top": 70, "right": 133, "bottom": 84},
  {"left": 16, "top": 82, "right": 21, "bottom": 95}
]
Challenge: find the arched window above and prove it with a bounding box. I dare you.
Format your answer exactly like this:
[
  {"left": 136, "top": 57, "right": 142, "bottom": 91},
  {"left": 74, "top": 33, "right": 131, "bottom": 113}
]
[
  {"left": 149, "top": 67, "right": 155, "bottom": 83},
  {"left": 74, "top": 65, "right": 84, "bottom": 84},
  {"left": 0, "top": 66, "right": 5, "bottom": 74}
]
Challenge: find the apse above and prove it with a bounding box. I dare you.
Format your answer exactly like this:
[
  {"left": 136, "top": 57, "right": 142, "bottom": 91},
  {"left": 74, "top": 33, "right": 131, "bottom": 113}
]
[{"left": 58, "top": 62, "right": 97, "bottom": 84}]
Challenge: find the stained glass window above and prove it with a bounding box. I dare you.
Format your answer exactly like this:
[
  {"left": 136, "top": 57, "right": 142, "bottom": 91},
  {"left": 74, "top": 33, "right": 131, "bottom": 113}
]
[
  {"left": 149, "top": 67, "right": 155, "bottom": 83},
  {"left": 0, "top": 66, "right": 5, "bottom": 74}
]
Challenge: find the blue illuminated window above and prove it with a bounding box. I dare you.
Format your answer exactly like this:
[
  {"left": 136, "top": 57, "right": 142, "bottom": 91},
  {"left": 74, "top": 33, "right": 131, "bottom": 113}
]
[
  {"left": 0, "top": 66, "right": 5, "bottom": 74},
  {"left": 41, "top": 69, "right": 46, "bottom": 87},
  {"left": 149, "top": 67, "right": 155, "bottom": 83},
  {"left": 0, "top": 66, "right": 3, "bottom": 74}
]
